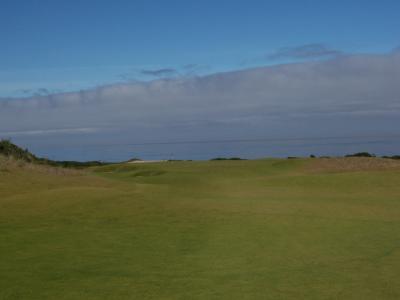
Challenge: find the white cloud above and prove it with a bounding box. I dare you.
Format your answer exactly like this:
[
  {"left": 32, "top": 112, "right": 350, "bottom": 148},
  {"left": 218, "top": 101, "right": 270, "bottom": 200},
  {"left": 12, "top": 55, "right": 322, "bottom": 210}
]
[{"left": 0, "top": 127, "right": 98, "bottom": 136}]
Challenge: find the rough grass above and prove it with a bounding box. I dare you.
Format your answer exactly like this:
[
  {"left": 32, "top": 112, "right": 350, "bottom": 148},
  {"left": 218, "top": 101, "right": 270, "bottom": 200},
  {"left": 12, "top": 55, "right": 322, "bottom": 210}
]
[
  {"left": 0, "top": 155, "right": 81, "bottom": 176},
  {"left": 307, "top": 157, "right": 400, "bottom": 173},
  {"left": 1, "top": 158, "right": 400, "bottom": 299}
]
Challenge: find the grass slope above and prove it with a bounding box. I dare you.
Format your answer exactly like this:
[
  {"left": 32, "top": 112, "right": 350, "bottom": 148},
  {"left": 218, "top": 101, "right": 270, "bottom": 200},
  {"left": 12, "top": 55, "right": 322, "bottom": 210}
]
[
  {"left": 1, "top": 157, "right": 400, "bottom": 299},
  {"left": 0, "top": 140, "right": 107, "bottom": 168}
]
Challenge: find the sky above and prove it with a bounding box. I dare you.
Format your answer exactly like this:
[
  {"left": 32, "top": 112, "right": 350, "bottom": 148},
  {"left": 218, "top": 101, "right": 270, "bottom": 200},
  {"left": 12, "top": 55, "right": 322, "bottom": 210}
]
[{"left": 1, "top": 0, "right": 400, "bottom": 160}]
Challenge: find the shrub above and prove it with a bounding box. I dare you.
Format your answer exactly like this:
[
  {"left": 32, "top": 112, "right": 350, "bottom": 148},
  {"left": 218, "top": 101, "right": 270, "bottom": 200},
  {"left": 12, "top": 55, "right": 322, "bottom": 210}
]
[
  {"left": 210, "top": 157, "right": 246, "bottom": 161},
  {"left": 345, "top": 152, "right": 375, "bottom": 158}
]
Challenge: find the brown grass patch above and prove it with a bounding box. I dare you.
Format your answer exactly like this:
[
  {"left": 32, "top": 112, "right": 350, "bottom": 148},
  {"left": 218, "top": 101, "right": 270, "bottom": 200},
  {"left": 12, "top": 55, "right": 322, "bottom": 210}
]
[
  {"left": 306, "top": 157, "right": 400, "bottom": 173},
  {"left": 0, "top": 155, "right": 82, "bottom": 176}
]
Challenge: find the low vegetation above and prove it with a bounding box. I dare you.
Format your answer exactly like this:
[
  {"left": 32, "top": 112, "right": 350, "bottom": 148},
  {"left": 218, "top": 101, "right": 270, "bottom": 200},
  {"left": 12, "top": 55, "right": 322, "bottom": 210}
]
[
  {"left": 383, "top": 155, "right": 400, "bottom": 160},
  {"left": 0, "top": 139, "right": 108, "bottom": 168},
  {"left": 0, "top": 139, "right": 37, "bottom": 162},
  {"left": 345, "top": 151, "right": 376, "bottom": 158},
  {"left": 210, "top": 157, "right": 246, "bottom": 161}
]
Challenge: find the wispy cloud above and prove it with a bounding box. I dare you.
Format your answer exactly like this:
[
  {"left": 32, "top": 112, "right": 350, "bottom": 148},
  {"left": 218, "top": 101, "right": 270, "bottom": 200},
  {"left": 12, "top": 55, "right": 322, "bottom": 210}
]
[
  {"left": 267, "top": 43, "right": 342, "bottom": 60},
  {"left": 17, "top": 87, "right": 59, "bottom": 97},
  {"left": 140, "top": 68, "right": 177, "bottom": 77},
  {"left": 0, "top": 127, "right": 99, "bottom": 137},
  {"left": 117, "top": 65, "right": 210, "bottom": 82},
  {"left": 183, "top": 64, "right": 199, "bottom": 70}
]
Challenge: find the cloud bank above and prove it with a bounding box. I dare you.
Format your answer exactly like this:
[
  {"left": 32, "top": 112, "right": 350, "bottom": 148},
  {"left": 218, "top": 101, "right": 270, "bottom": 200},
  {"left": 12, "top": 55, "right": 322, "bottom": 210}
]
[{"left": 1, "top": 51, "right": 399, "bottom": 159}]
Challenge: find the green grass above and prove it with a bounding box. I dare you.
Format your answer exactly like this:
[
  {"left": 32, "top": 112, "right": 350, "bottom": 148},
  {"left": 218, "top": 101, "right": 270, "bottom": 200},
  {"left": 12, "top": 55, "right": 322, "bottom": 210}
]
[{"left": 1, "top": 158, "right": 400, "bottom": 299}]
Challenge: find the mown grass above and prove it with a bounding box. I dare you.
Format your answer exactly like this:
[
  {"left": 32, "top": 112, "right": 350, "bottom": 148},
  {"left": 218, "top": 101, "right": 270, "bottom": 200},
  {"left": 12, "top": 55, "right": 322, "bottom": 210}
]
[{"left": 1, "top": 158, "right": 400, "bottom": 299}]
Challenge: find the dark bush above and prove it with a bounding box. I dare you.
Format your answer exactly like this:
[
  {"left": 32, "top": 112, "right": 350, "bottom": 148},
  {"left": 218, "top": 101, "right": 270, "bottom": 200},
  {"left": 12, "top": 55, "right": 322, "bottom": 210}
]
[
  {"left": 210, "top": 157, "right": 246, "bottom": 161},
  {"left": 345, "top": 152, "right": 375, "bottom": 158}
]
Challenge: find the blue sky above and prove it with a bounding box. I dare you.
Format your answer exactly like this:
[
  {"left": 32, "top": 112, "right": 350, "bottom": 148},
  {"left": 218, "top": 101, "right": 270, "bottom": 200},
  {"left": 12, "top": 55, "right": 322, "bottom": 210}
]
[
  {"left": 1, "top": 1, "right": 400, "bottom": 160},
  {"left": 1, "top": 0, "right": 400, "bottom": 97}
]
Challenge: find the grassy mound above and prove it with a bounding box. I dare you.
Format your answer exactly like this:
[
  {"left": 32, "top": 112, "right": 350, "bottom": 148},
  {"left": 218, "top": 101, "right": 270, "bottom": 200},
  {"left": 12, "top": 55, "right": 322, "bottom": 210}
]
[
  {"left": 0, "top": 139, "right": 37, "bottom": 162},
  {"left": 0, "top": 139, "right": 107, "bottom": 168}
]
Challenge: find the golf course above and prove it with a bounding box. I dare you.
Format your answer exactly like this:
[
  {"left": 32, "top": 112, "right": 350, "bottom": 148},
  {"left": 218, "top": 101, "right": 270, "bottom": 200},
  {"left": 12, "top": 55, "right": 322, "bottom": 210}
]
[{"left": 1, "top": 155, "right": 400, "bottom": 299}]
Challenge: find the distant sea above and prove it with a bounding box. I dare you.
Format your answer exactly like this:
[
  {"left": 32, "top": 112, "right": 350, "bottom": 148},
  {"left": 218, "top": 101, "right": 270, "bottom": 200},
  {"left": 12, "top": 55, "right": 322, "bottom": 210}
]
[{"left": 24, "top": 135, "right": 400, "bottom": 162}]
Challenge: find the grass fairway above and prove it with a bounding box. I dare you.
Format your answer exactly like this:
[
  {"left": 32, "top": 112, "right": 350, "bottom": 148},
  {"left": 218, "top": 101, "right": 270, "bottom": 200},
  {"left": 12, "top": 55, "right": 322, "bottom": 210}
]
[{"left": 1, "top": 158, "right": 400, "bottom": 299}]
